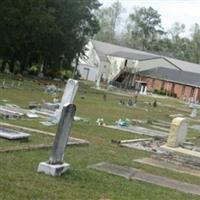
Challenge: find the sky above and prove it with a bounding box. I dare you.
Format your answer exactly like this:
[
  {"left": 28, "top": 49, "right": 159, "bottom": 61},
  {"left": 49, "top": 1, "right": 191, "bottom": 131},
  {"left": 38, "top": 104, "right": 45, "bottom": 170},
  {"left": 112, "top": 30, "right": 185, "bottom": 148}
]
[{"left": 99, "top": 0, "right": 200, "bottom": 37}]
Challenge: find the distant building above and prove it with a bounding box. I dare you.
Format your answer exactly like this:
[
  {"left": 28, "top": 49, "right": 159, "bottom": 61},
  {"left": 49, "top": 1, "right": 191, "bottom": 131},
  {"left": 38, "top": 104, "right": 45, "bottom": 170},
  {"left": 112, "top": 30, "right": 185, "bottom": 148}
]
[
  {"left": 78, "top": 39, "right": 200, "bottom": 101},
  {"left": 139, "top": 67, "right": 200, "bottom": 101}
]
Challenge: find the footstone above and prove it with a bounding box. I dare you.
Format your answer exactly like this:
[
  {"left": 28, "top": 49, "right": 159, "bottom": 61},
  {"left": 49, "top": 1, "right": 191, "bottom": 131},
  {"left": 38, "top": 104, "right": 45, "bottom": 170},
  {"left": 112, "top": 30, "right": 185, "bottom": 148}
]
[
  {"left": 37, "top": 162, "right": 70, "bottom": 176},
  {"left": 134, "top": 157, "right": 200, "bottom": 177},
  {"left": 89, "top": 162, "right": 200, "bottom": 196}
]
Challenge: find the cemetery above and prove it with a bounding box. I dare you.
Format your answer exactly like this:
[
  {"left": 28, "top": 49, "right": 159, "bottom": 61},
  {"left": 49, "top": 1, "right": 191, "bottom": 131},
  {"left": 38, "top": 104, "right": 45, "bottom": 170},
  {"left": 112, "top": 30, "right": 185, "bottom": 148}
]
[
  {"left": 0, "top": 73, "right": 200, "bottom": 200},
  {"left": 1, "top": 0, "right": 200, "bottom": 199}
]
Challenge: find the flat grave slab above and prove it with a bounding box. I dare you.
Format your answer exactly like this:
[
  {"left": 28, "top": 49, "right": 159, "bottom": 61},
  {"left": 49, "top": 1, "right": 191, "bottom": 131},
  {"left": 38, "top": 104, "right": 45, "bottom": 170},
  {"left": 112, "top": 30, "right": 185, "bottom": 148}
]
[
  {"left": 89, "top": 162, "right": 200, "bottom": 196},
  {"left": 160, "top": 145, "right": 200, "bottom": 164},
  {"left": 134, "top": 157, "right": 200, "bottom": 178},
  {"left": 104, "top": 125, "right": 168, "bottom": 138},
  {"left": 0, "top": 137, "right": 88, "bottom": 153},
  {"left": 190, "top": 125, "right": 200, "bottom": 131},
  {"left": 119, "top": 139, "right": 164, "bottom": 153},
  {"left": 0, "top": 122, "right": 88, "bottom": 145},
  {"left": 149, "top": 125, "right": 169, "bottom": 132},
  {"left": 67, "top": 137, "right": 89, "bottom": 146},
  {"left": 0, "top": 127, "right": 30, "bottom": 140}
]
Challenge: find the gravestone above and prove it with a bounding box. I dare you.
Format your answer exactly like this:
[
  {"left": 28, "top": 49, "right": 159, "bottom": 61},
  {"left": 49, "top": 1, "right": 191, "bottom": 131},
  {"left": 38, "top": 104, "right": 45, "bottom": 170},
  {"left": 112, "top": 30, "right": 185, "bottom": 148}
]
[
  {"left": 190, "top": 107, "right": 197, "bottom": 118},
  {"left": 50, "top": 79, "right": 78, "bottom": 123},
  {"left": 37, "top": 104, "right": 76, "bottom": 176},
  {"left": 0, "top": 127, "right": 30, "bottom": 140},
  {"left": 166, "top": 117, "right": 188, "bottom": 148},
  {"left": 127, "top": 99, "right": 133, "bottom": 107}
]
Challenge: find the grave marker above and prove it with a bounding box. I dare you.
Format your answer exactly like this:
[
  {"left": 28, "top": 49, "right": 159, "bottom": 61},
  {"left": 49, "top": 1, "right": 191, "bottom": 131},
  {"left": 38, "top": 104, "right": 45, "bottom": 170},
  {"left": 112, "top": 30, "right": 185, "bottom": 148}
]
[
  {"left": 50, "top": 79, "right": 78, "bottom": 123},
  {"left": 166, "top": 117, "right": 188, "bottom": 148},
  {"left": 37, "top": 104, "right": 76, "bottom": 176}
]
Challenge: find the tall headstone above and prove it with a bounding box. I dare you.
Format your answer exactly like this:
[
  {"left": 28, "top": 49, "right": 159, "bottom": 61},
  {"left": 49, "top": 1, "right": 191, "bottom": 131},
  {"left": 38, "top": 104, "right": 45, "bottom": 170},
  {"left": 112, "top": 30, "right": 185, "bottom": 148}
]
[
  {"left": 166, "top": 117, "right": 188, "bottom": 148},
  {"left": 38, "top": 104, "right": 76, "bottom": 176},
  {"left": 50, "top": 79, "right": 78, "bottom": 123}
]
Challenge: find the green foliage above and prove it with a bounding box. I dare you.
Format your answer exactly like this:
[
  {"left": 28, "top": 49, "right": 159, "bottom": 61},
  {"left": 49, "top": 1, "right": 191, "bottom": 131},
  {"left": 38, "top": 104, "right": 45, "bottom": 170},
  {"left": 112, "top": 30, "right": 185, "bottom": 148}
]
[
  {"left": 0, "top": 75, "right": 200, "bottom": 199},
  {"left": 125, "top": 6, "right": 164, "bottom": 50},
  {"left": 95, "top": 3, "right": 200, "bottom": 65},
  {"left": 0, "top": 0, "right": 100, "bottom": 75},
  {"left": 94, "top": 0, "right": 124, "bottom": 43}
]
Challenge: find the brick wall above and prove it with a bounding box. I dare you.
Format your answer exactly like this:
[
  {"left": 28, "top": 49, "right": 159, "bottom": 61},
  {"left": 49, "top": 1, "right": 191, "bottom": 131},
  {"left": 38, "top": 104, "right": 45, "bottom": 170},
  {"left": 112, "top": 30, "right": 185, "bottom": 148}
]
[
  {"left": 138, "top": 75, "right": 200, "bottom": 101},
  {"left": 183, "top": 86, "right": 192, "bottom": 99}
]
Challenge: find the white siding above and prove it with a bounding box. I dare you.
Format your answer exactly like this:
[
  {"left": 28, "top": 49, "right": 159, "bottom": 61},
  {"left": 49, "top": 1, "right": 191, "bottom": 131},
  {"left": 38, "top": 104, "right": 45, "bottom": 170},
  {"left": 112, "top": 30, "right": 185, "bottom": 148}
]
[{"left": 77, "top": 64, "right": 98, "bottom": 82}]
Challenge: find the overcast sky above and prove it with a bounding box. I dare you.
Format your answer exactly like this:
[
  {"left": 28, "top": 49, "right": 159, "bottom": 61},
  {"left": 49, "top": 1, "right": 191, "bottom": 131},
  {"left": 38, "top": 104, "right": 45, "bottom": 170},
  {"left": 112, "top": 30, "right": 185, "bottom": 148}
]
[{"left": 99, "top": 0, "right": 200, "bottom": 37}]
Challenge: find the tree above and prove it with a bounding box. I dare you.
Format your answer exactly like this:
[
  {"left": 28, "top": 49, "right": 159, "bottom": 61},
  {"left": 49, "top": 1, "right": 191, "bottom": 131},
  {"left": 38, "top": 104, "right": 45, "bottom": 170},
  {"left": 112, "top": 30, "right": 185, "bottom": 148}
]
[
  {"left": 0, "top": 0, "right": 100, "bottom": 76},
  {"left": 126, "top": 6, "right": 164, "bottom": 50},
  {"left": 190, "top": 23, "right": 200, "bottom": 63},
  {"left": 169, "top": 22, "right": 185, "bottom": 39},
  {"left": 94, "top": 0, "right": 124, "bottom": 43}
]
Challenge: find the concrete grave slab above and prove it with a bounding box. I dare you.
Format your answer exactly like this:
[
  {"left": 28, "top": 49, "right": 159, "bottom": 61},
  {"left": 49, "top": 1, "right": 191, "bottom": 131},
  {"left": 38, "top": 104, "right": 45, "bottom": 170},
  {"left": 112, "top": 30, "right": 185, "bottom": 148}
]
[
  {"left": 160, "top": 145, "right": 200, "bottom": 164},
  {"left": 190, "top": 125, "right": 200, "bottom": 131},
  {"left": 134, "top": 157, "right": 200, "bottom": 178},
  {"left": 169, "top": 114, "right": 184, "bottom": 118},
  {"left": 0, "top": 122, "right": 89, "bottom": 145},
  {"left": 40, "top": 121, "right": 55, "bottom": 126},
  {"left": 42, "top": 102, "right": 59, "bottom": 111},
  {"left": 89, "top": 162, "right": 200, "bottom": 196},
  {"left": 104, "top": 125, "right": 168, "bottom": 138},
  {"left": 149, "top": 125, "right": 169, "bottom": 132},
  {"left": 0, "top": 138, "right": 89, "bottom": 153},
  {"left": 119, "top": 139, "right": 165, "bottom": 153},
  {"left": 88, "top": 162, "right": 138, "bottom": 179},
  {"left": 26, "top": 112, "right": 39, "bottom": 118},
  {"left": 0, "top": 127, "right": 30, "bottom": 140}
]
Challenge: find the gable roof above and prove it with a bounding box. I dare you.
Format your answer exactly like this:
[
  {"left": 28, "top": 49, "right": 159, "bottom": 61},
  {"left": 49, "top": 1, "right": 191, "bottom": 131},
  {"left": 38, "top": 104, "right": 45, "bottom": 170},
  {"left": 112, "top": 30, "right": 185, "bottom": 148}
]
[
  {"left": 139, "top": 67, "right": 200, "bottom": 87},
  {"left": 91, "top": 40, "right": 157, "bottom": 62},
  {"left": 91, "top": 39, "right": 200, "bottom": 73},
  {"left": 109, "top": 51, "right": 159, "bottom": 61}
]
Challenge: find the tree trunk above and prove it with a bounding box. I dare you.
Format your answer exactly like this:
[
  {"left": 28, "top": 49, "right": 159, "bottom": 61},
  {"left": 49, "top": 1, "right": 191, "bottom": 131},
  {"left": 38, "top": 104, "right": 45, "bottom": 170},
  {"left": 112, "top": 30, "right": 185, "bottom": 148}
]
[
  {"left": 20, "top": 56, "right": 29, "bottom": 74},
  {"left": 73, "top": 55, "right": 79, "bottom": 79},
  {"left": 8, "top": 60, "right": 15, "bottom": 73},
  {"left": 0, "top": 60, "right": 6, "bottom": 73}
]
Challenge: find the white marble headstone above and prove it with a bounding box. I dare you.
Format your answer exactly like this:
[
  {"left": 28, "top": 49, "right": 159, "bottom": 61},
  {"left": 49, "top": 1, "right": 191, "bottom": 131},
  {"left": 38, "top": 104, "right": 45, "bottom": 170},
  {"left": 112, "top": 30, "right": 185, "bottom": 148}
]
[{"left": 50, "top": 79, "right": 78, "bottom": 123}]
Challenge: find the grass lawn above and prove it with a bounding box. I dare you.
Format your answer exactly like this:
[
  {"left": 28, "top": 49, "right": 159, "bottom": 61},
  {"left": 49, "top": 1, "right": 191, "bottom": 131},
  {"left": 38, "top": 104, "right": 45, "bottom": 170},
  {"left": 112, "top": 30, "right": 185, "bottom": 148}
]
[{"left": 0, "top": 73, "right": 200, "bottom": 200}]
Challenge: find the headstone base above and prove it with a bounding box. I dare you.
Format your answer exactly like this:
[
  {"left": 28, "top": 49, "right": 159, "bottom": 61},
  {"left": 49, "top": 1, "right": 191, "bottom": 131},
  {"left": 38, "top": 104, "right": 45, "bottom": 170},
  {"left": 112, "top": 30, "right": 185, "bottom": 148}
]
[{"left": 37, "top": 161, "right": 70, "bottom": 176}]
